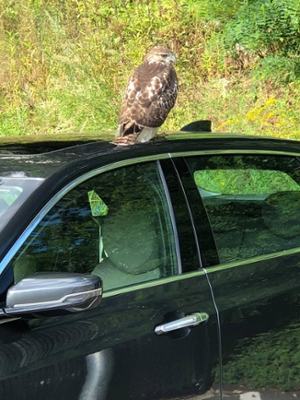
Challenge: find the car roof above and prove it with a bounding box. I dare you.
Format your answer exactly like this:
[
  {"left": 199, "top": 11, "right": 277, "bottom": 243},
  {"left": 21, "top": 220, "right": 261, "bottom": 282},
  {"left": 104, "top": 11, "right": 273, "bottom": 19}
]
[
  {"left": 0, "top": 132, "right": 115, "bottom": 154},
  {"left": 1, "top": 131, "right": 300, "bottom": 180},
  {"left": 1, "top": 131, "right": 300, "bottom": 155}
]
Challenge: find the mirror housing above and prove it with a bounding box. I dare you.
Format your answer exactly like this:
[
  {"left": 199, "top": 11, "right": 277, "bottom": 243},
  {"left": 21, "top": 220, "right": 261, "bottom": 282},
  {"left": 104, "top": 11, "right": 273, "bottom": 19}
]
[{"left": 3, "top": 272, "right": 102, "bottom": 318}]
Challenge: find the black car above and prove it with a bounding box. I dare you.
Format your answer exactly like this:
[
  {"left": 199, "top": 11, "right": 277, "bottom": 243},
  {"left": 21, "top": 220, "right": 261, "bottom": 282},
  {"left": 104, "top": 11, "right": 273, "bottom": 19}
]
[{"left": 1, "top": 126, "right": 300, "bottom": 400}]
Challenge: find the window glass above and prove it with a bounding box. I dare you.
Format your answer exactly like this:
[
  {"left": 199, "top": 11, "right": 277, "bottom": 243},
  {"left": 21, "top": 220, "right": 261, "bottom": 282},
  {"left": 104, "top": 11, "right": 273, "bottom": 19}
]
[
  {"left": 0, "top": 178, "right": 42, "bottom": 231},
  {"left": 195, "top": 168, "right": 299, "bottom": 195},
  {"left": 186, "top": 155, "right": 300, "bottom": 264},
  {"left": 0, "top": 185, "right": 23, "bottom": 217},
  {"left": 12, "top": 162, "right": 178, "bottom": 291}
]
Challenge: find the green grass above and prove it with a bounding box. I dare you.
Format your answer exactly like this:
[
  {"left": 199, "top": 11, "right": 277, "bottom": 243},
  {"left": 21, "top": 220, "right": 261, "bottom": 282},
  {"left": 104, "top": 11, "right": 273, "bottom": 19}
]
[{"left": 1, "top": 0, "right": 300, "bottom": 139}]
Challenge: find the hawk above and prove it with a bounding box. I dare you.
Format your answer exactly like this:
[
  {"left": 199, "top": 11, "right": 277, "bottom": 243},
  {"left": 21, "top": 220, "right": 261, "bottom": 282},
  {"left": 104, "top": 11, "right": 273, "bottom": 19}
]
[{"left": 113, "top": 46, "right": 178, "bottom": 145}]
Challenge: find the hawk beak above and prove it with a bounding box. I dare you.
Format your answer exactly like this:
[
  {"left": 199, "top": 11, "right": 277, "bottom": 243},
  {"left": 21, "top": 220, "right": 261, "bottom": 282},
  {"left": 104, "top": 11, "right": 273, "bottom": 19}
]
[{"left": 170, "top": 53, "right": 177, "bottom": 63}]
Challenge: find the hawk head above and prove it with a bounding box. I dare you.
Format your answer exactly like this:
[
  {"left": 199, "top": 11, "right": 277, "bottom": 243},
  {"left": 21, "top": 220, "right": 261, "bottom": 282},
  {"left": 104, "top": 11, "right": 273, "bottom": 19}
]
[{"left": 144, "top": 46, "right": 177, "bottom": 66}]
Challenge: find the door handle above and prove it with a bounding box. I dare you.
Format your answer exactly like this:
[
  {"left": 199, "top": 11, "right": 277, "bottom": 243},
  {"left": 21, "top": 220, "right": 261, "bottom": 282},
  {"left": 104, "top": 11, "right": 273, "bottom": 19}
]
[{"left": 154, "top": 312, "right": 209, "bottom": 336}]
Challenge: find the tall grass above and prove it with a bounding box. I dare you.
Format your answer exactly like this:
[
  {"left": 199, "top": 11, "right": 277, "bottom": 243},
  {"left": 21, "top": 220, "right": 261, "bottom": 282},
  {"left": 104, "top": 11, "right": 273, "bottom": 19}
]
[{"left": 0, "top": 0, "right": 300, "bottom": 138}]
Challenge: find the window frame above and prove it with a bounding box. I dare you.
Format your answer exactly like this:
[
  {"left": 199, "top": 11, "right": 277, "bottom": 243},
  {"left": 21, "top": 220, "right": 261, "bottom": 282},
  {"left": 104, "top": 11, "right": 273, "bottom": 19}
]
[
  {"left": 182, "top": 151, "right": 300, "bottom": 268},
  {"left": 1, "top": 158, "right": 188, "bottom": 293}
]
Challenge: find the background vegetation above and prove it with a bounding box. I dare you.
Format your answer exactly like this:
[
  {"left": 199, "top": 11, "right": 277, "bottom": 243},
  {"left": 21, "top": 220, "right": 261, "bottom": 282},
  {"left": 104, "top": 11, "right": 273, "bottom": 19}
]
[{"left": 1, "top": 0, "right": 300, "bottom": 138}]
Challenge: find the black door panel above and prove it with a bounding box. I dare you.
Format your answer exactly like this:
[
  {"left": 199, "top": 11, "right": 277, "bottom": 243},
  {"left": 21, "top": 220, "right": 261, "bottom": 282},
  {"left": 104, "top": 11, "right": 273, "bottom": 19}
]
[
  {"left": 210, "top": 252, "right": 300, "bottom": 395},
  {"left": 0, "top": 276, "right": 219, "bottom": 399},
  {"left": 185, "top": 153, "right": 300, "bottom": 397},
  {"left": 0, "top": 158, "right": 221, "bottom": 399}
]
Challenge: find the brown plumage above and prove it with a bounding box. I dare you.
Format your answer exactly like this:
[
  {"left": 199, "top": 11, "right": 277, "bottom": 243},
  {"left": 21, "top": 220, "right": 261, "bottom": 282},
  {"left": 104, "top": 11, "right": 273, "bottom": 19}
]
[{"left": 113, "top": 46, "right": 178, "bottom": 146}]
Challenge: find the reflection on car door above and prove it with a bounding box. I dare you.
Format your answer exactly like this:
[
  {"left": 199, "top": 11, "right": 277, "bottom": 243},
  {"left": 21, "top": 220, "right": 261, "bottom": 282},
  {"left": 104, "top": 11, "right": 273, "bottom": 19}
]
[
  {"left": 0, "top": 159, "right": 221, "bottom": 400},
  {"left": 0, "top": 278, "right": 220, "bottom": 400},
  {"left": 185, "top": 153, "right": 300, "bottom": 398}
]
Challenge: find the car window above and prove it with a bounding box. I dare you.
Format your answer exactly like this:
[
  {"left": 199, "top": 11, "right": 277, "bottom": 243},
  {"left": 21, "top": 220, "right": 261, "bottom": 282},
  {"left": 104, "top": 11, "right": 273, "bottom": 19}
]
[
  {"left": 0, "top": 178, "right": 42, "bottom": 231},
  {"left": 11, "top": 162, "right": 178, "bottom": 291},
  {"left": 186, "top": 155, "right": 300, "bottom": 264},
  {"left": 0, "top": 185, "right": 23, "bottom": 215}
]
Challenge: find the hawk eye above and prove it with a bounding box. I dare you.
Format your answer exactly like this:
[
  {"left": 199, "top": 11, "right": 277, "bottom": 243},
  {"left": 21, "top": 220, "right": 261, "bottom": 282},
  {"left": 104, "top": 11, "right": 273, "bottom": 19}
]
[{"left": 161, "top": 54, "right": 168, "bottom": 59}]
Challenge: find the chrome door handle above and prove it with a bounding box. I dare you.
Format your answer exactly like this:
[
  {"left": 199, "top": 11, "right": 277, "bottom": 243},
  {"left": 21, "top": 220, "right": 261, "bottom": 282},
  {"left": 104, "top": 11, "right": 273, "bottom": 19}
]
[{"left": 154, "top": 312, "right": 209, "bottom": 336}]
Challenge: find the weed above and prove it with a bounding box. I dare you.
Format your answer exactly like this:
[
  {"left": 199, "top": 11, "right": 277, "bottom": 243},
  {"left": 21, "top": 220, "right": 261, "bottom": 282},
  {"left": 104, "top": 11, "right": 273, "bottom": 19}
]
[{"left": 0, "top": 0, "right": 300, "bottom": 138}]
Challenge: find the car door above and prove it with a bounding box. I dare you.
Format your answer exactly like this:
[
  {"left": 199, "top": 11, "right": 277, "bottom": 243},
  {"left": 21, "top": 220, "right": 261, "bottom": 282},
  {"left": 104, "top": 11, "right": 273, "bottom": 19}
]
[
  {"left": 183, "top": 152, "right": 300, "bottom": 399},
  {"left": 0, "top": 158, "right": 221, "bottom": 400}
]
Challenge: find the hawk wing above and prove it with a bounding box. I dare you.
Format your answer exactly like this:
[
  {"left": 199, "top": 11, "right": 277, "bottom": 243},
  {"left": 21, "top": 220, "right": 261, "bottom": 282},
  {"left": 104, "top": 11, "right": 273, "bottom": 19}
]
[{"left": 117, "top": 62, "right": 178, "bottom": 137}]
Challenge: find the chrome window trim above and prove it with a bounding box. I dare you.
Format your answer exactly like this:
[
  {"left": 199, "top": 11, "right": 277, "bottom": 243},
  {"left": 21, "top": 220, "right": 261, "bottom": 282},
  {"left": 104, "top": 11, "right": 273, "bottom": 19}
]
[
  {"left": 103, "top": 245, "right": 300, "bottom": 297},
  {"left": 205, "top": 246, "right": 300, "bottom": 274},
  {"left": 170, "top": 149, "right": 300, "bottom": 158},
  {"left": 103, "top": 269, "right": 207, "bottom": 297}
]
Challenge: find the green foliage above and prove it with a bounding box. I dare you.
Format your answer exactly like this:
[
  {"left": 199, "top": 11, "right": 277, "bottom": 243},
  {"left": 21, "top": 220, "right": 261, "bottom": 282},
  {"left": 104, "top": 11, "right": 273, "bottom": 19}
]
[
  {"left": 1, "top": 0, "right": 217, "bottom": 135},
  {"left": 254, "top": 55, "right": 300, "bottom": 85},
  {"left": 185, "top": 0, "right": 242, "bottom": 21},
  {"left": 1, "top": 0, "right": 300, "bottom": 137},
  {"left": 223, "top": 0, "right": 300, "bottom": 83}
]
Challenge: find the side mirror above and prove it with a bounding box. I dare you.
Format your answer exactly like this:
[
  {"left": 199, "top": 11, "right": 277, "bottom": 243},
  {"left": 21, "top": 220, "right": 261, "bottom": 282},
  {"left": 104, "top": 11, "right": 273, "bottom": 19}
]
[{"left": 3, "top": 272, "right": 102, "bottom": 318}]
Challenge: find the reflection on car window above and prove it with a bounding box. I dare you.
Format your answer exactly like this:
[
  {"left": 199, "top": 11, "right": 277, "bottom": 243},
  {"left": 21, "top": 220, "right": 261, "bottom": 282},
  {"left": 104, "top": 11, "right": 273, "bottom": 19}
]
[
  {"left": 195, "top": 168, "right": 299, "bottom": 195},
  {"left": 12, "top": 162, "right": 178, "bottom": 291},
  {"left": 186, "top": 155, "right": 300, "bottom": 264},
  {"left": 0, "top": 185, "right": 23, "bottom": 217}
]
